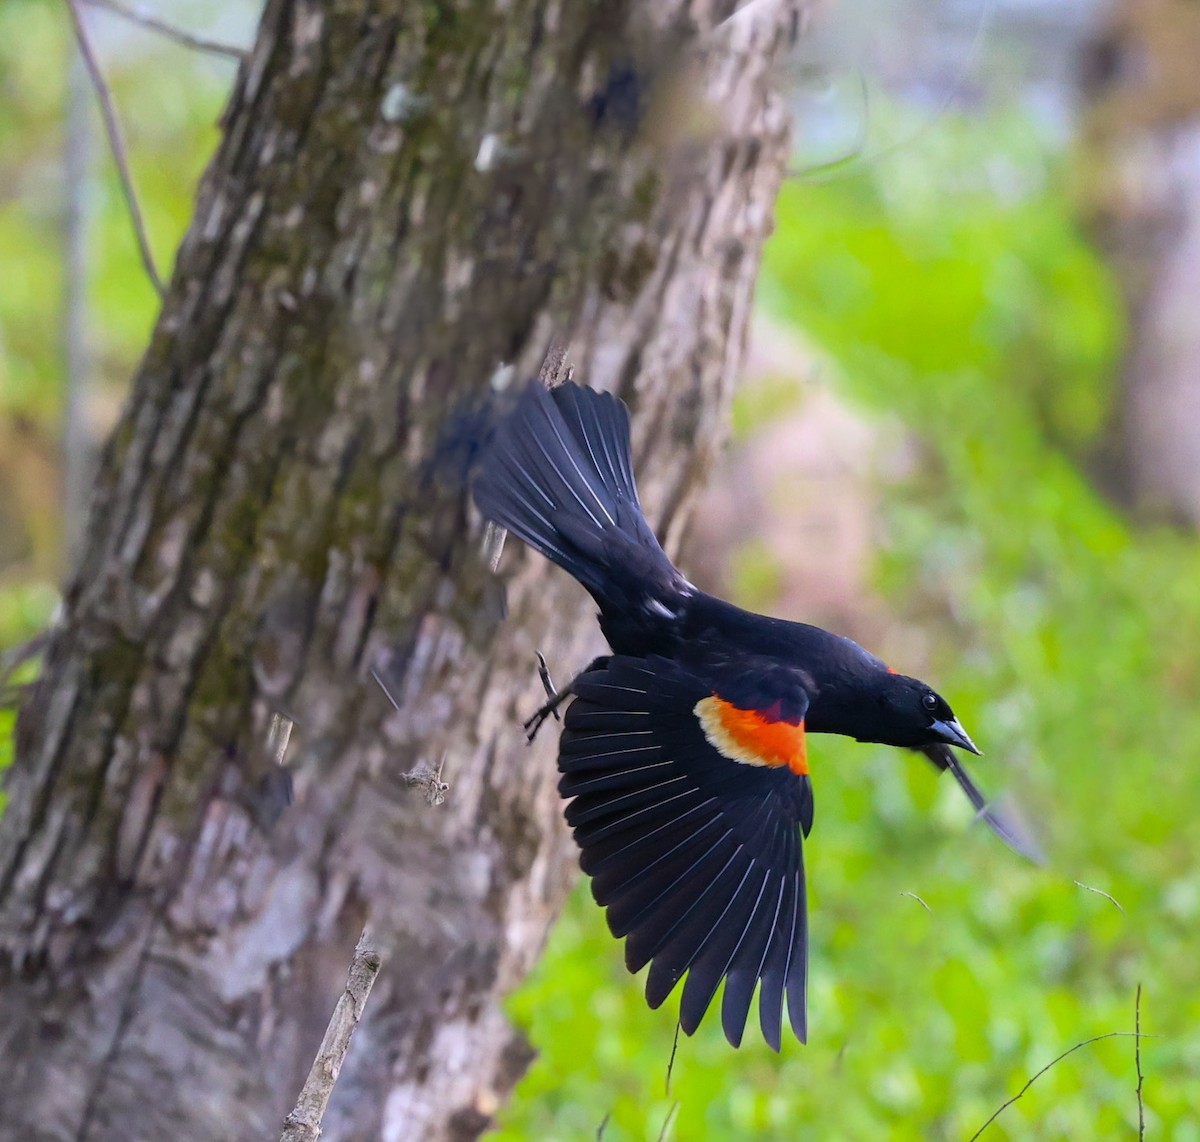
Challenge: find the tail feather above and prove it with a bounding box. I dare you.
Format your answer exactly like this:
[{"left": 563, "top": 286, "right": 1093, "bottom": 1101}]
[
  {"left": 475, "top": 382, "right": 682, "bottom": 613},
  {"left": 551, "top": 381, "right": 640, "bottom": 505}
]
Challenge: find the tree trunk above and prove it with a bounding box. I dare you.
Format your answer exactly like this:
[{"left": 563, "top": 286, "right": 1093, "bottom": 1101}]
[
  {"left": 0, "top": 1, "right": 803, "bottom": 1139},
  {"left": 1080, "top": 0, "right": 1200, "bottom": 523}
]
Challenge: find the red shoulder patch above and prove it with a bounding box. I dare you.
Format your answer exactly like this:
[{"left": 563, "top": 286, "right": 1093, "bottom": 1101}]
[{"left": 694, "top": 695, "right": 808, "bottom": 775}]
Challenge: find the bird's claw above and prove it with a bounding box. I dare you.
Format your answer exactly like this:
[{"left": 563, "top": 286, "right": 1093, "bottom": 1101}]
[{"left": 525, "top": 651, "right": 569, "bottom": 742}]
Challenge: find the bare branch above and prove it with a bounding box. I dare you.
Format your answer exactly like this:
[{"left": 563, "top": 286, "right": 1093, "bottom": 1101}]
[
  {"left": 1135, "top": 984, "right": 1145, "bottom": 1141},
  {"left": 788, "top": 0, "right": 997, "bottom": 184},
  {"left": 0, "top": 632, "right": 50, "bottom": 682},
  {"left": 63, "top": 47, "right": 95, "bottom": 562},
  {"left": 0, "top": 630, "right": 52, "bottom": 708},
  {"left": 665, "top": 1018, "right": 681, "bottom": 1096},
  {"left": 970, "top": 1030, "right": 1158, "bottom": 1141},
  {"left": 65, "top": 0, "right": 165, "bottom": 297},
  {"left": 280, "top": 929, "right": 382, "bottom": 1142},
  {"left": 655, "top": 1101, "right": 680, "bottom": 1142},
  {"left": 80, "top": 0, "right": 245, "bottom": 60},
  {"left": 1074, "top": 880, "right": 1125, "bottom": 912},
  {"left": 371, "top": 668, "right": 450, "bottom": 805},
  {"left": 900, "top": 891, "right": 932, "bottom": 913}
]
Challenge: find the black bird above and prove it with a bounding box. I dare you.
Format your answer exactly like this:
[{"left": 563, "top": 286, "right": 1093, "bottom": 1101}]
[{"left": 474, "top": 380, "right": 1039, "bottom": 1050}]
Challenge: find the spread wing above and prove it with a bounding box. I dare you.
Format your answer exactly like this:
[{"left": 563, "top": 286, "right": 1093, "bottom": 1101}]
[{"left": 558, "top": 654, "right": 813, "bottom": 1049}]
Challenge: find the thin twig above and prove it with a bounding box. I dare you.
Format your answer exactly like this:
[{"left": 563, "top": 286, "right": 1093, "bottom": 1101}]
[
  {"left": 0, "top": 631, "right": 52, "bottom": 706},
  {"left": 371, "top": 666, "right": 403, "bottom": 714},
  {"left": 789, "top": 0, "right": 997, "bottom": 184},
  {"left": 280, "top": 928, "right": 382, "bottom": 1142},
  {"left": 788, "top": 70, "right": 871, "bottom": 181},
  {"left": 665, "top": 1018, "right": 681, "bottom": 1096},
  {"left": 81, "top": 0, "right": 245, "bottom": 59},
  {"left": 63, "top": 46, "right": 94, "bottom": 562},
  {"left": 900, "top": 891, "right": 932, "bottom": 913},
  {"left": 0, "top": 632, "right": 50, "bottom": 681},
  {"left": 970, "top": 1031, "right": 1157, "bottom": 1141},
  {"left": 595, "top": 1112, "right": 610, "bottom": 1141},
  {"left": 372, "top": 668, "right": 450, "bottom": 805},
  {"left": 1074, "top": 880, "right": 1125, "bottom": 913},
  {"left": 65, "top": 0, "right": 165, "bottom": 297},
  {"left": 1135, "top": 983, "right": 1145, "bottom": 1141},
  {"left": 655, "top": 1101, "right": 680, "bottom": 1142}
]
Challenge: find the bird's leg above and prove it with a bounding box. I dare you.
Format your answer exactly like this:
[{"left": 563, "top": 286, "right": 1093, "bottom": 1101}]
[
  {"left": 536, "top": 651, "right": 559, "bottom": 712},
  {"left": 523, "top": 653, "right": 609, "bottom": 743},
  {"left": 524, "top": 651, "right": 569, "bottom": 742},
  {"left": 524, "top": 690, "right": 569, "bottom": 743}
]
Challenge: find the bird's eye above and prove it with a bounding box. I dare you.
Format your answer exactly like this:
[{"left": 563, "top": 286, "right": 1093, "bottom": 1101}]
[{"left": 922, "top": 693, "right": 938, "bottom": 712}]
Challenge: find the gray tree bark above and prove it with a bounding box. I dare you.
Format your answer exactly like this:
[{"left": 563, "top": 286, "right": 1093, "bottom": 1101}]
[
  {"left": 0, "top": 1, "right": 803, "bottom": 1138},
  {"left": 1081, "top": 1, "right": 1200, "bottom": 524}
]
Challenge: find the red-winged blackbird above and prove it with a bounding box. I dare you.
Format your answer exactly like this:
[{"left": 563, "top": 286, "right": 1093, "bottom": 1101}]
[{"left": 475, "top": 381, "right": 1039, "bottom": 1050}]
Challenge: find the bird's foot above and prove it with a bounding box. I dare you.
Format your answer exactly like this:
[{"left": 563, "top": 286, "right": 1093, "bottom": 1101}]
[{"left": 524, "top": 651, "right": 570, "bottom": 742}]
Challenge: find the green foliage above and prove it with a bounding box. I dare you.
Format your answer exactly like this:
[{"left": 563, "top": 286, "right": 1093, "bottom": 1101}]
[
  {"left": 499, "top": 111, "right": 1197, "bottom": 1137},
  {"left": 0, "top": 0, "right": 231, "bottom": 491},
  {"left": 1, "top": 2, "right": 233, "bottom": 801}
]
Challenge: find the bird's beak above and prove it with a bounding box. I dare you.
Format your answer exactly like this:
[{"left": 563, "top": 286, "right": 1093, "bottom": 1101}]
[{"left": 931, "top": 717, "right": 981, "bottom": 755}]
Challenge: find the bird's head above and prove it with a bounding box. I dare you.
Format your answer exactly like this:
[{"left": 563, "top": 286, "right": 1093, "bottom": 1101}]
[{"left": 872, "top": 672, "right": 980, "bottom": 754}]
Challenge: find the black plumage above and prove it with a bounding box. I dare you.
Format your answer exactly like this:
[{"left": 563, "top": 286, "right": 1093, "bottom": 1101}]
[
  {"left": 474, "top": 380, "right": 1040, "bottom": 1049},
  {"left": 559, "top": 656, "right": 811, "bottom": 1047}
]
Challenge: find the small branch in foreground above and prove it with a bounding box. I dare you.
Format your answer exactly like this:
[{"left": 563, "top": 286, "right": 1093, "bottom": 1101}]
[
  {"left": 1073, "top": 880, "right": 1125, "bottom": 912},
  {"left": 280, "top": 929, "right": 382, "bottom": 1142},
  {"left": 65, "top": 0, "right": 165, "bottom": 297},
  {"left": 0, "top": 630, "right": 52, "bottom": 709},
  {"left": 80, "top": 0, "right": 246, "bottom": 59},
  {"left": 970, "top": 1029, "right": 1156, "bottom": 1141},
  {"left": 655, "top": 1101, "right": 680, "bottom": 1142},
  {"left": 665, "top": 1018, "right": 681, "bottom": 1096},
  {"left": 900, "top": 891, "right": 932, "bottom": 913},
  {"left": 0, "top": 631, "right": 51, "bottom": 689},
  {"left": 1135, "top": 983, "right": 1145, "bottom": 1141},
  {"left": 652, "top": 1103, "right": 681, "bottom": 1137}
]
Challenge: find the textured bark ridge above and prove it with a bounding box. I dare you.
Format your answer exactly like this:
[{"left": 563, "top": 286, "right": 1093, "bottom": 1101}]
[{"left": 0, "top": 2, "right": 803, "bottom": 1138}]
